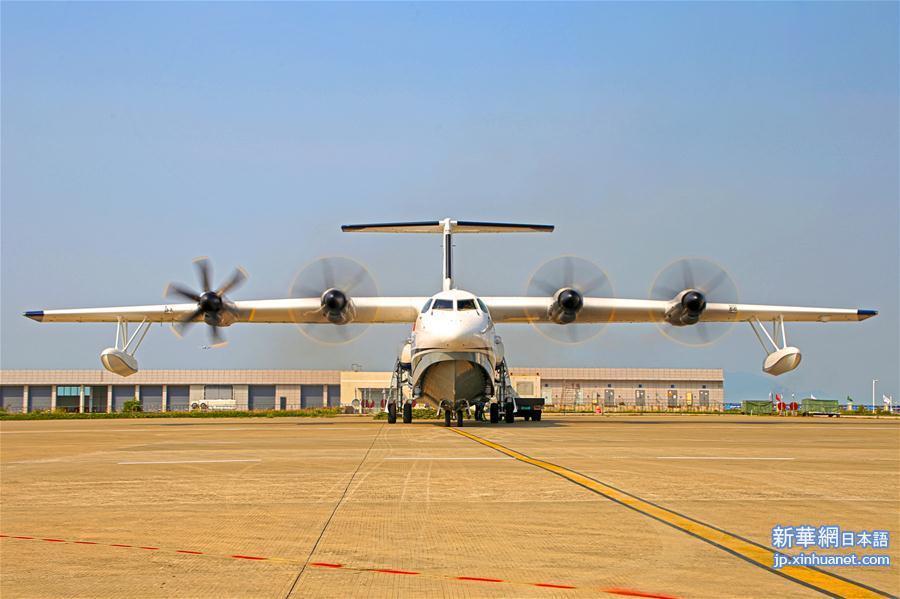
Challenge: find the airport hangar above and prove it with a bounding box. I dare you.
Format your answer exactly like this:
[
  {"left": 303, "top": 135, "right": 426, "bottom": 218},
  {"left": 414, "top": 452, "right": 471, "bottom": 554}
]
[{"left": 0, "top": 367, "right": 723, "bottom": 413}]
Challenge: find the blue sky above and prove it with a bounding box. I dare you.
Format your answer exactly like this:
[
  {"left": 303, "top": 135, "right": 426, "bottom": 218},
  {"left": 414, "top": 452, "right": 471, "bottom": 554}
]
[{"left": 2, "top": 2, "right": 897, "bottom": 402}]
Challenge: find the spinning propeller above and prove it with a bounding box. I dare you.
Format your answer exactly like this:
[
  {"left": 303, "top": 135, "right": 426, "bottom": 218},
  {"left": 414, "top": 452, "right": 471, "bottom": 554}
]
[
  {"left": 164, "top": 257, "right": 248, "bottom": 348},
  {"left": 649, "top": 257, "right": 739, "bottom": 346},
  {"left": 526, "top": 256, "right": 614, "bottom": 343},
  {"left": 289, "top": 256, "right": 377, "bottom": 344}
]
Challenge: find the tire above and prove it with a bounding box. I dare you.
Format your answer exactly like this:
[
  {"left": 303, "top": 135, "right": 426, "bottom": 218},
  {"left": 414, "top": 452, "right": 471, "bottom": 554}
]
[
  {"left": 387, "top": 402, "right": 397, "bottom": 424},
  {"left": 533, "top": 410, "right": 542, "bottom": 421},
  {"left": 489, "top": 403, "right": 500, "bottom": 423},
  {"left": 474, "top": 404, "right": 484, "bottom": 421},
  {"left": 523, "top": 414, "right": 531, "bottom": 421},
  {"left": 403, "top": 402, "right": 413, "bottom": 424},
  {"left": 504, "top": 402, "right": 515, "bottom": 423},
  {"left": 456, "top": 410, "right": 464, "bottom": 427},
  {"left": 444, "top": 409, "right": 452, "bottom": 427}
]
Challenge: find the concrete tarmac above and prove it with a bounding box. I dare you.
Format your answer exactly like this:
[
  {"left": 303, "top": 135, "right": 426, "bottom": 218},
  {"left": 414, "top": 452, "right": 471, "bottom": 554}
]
[{"left": 1, "top": 414, "right": 897, "bottom": 598}]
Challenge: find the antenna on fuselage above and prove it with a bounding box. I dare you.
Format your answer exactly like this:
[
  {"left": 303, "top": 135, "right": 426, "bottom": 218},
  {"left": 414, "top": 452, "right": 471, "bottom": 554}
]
[{"left": 341, "top": 219, "right": 555, "bottom": 291}]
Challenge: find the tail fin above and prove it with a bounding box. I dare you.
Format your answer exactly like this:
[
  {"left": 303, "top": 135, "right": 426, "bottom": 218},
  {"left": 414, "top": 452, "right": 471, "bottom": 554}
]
[{"left": 342, "top": 218, "right": 554, "bottom": 290}]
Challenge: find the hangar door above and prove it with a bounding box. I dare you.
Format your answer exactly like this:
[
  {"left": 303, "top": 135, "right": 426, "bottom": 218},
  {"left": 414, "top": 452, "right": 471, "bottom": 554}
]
[
  {"left": 248, "top": 385, "right": 275, "bottom": 411},
  {"left": 301, "top": 385, "right": 323, "bottom": 408},
  {"left": 167, "top": 386, "right": 190, "bottom": 411},
  {"left": 112, "top": 386, "right": 135, "bottom": 412},
  {"left": 29, "top": 386, "right": 52, "bottom": 411},
  {"left": 327, "top": 385, "right": 341, "bottom": 407},
  {"left": 140, "top": 386, "right": 163, "bottom": 412},
  {"left": 1, "top": 386, "right": 23, "bottom": 413}
]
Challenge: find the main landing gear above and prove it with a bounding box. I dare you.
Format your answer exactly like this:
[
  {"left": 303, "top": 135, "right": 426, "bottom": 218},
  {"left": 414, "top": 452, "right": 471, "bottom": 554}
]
[
  {"left": 387, "top": 401, "right": 397, "bottom": 424},
  {"left": 402, "top": 402, "right": 412, "bottom": 424},
  {"left": 443, "top": 409, "right": 452, "bottom": 427},
  {"left": 489, "top": 402, "right": 500, "bottom": 423}
]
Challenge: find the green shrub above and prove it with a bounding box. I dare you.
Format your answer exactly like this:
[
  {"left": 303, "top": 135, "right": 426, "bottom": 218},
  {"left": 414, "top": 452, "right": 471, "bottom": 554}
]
[{"left": 122, "top": 399, "right": 142, "bottom": 413}]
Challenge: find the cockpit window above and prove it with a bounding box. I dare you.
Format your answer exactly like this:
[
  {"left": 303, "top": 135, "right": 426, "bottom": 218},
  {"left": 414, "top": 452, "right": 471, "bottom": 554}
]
[
  {"left": 476, "top": 298, "right": 489, "bottom": 314},
  {"left": 432, "top": 299, "right": 454, "bottom": 310},
  {"left": 420, "top": 299, "right": 433, "bottom": 313},
  {"left": 457, "top": 299, "right": 477, "bottom": 311}
]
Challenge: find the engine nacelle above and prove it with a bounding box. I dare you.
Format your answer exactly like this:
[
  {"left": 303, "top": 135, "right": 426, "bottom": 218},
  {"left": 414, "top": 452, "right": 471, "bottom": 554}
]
[
  {"left": 548, "top": 288, "right": 583, "bottom": 324},
  {"left": 664, "top": 290, "right": 707, "bottom": 326},
  {"left": 763, "top": 346, "right": 802, "bottom": 376},
  {"left": 321, "top": 288, "right": 355, "bottom": 324},
  {"left": 100, "top": 348, "right": 138, "bottom": 377}
]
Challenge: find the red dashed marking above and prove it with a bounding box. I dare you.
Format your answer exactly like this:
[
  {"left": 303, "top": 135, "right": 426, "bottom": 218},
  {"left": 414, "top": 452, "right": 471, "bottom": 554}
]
[
  {"left": 533, "top": 582, "right": 577, "bottom": 589},
  {"left": 0, "top": 533, "right": 679, "bottom": 597},
  {"left": 603, "top": 588, "right": 679, "bottom": 599}
]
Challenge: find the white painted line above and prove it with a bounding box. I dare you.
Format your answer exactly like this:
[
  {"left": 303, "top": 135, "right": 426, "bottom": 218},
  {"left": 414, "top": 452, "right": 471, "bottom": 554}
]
[
  {"left": 118, "top": 459, "right": 261, "bottom": 465},
  {"left": 657, "top": 456, "right": 795, "bottom": 461},
  {"left": 385, "top": 457, "right": 512, "bottom": 460}
]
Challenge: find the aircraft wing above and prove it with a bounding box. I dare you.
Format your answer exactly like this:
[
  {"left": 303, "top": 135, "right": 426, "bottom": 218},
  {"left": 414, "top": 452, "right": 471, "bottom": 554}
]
[
  {"left": 25, "top": 297, "right": 428, "bottom": 325},
  {"left": 482, "top": 297, "right": 878, "bottom": 324}
]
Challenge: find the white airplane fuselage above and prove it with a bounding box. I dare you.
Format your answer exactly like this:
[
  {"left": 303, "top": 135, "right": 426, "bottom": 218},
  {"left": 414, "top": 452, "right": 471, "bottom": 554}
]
[{"left": 407, "top": 288, "right": 504, "bottom": 412}]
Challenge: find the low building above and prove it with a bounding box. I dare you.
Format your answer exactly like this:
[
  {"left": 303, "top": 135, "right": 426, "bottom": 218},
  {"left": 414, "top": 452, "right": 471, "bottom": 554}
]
[{"left": 0, "top": 367, "right": 724, "bottom": 413}]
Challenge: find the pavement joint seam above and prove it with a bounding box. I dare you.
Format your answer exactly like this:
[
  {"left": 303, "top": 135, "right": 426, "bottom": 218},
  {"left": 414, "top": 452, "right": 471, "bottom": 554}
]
[{"left": 282, "top": 422, "right": 386, "bottom": 598}]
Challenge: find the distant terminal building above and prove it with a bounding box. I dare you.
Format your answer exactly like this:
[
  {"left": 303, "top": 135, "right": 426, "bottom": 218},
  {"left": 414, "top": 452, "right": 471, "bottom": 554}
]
[{"left": 0, "top": 368, "right": 724, "bottom": 413}]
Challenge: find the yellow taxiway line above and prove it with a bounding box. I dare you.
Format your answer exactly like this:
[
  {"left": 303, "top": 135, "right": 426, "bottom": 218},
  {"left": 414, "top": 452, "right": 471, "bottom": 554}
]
[{"left": 451, "top": 427, "right": 892, "bottom": 599}]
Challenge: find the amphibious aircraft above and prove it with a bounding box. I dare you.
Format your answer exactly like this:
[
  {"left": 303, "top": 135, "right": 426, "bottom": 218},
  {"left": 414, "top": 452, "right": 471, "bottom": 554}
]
[{"left": 24, "top": 219, "right": 877, "bottom": 426}]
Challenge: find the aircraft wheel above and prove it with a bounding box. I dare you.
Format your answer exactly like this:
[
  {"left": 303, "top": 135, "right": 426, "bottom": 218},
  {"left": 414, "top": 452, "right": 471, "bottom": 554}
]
[
  {"left": 444, "top": 409, "right": 452, "bottom": 427},
  {"left": 387, "top": 402, "right": 397, "bottom": 424},
  {"left": 533, "top": 410, "right": 542, "bottom": 422},
  {"left": 456, "top": 410, "right": 464, "bottom": 427},
  {"left": 489, "top": 403, "right": 500, "bottom": 423},
  {"left": 474, "top": 404, "right": 484, "bottom": 421},
  {"left": 403, "top": 402, "right": 413, "bottom": 424},
  {"left": 504, "top": 402, "right": 515, "bottom": 423}
]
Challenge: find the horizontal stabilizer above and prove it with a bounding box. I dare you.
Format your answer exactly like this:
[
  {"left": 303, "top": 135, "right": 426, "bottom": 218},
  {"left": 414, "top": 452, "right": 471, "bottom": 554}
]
[{"left": 342, "top": 220, "right": 554, "bottom": 234}]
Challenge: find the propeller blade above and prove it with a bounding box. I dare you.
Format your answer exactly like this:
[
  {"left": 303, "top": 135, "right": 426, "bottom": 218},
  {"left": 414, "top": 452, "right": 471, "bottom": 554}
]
[
  {"left": 696, "top": 322, "right": 711, "bottom": 344},
  {"left": 193, "top": 257, "right": 213, "bottom": 293},
  {"left": 344, "top": 264, "right": 369, "bottom": 294},
  {"left": 653, "top": 286, "right": 681, "bottom": 299},
  {"left": 216, "top": 266, "right": 248, "bottom": 296},
  {"left": 580, "top": 273, "right": 610, "bottom": 296},
  {"left": 530, "top": 278, "right": 559, "bottom": 296},
  {"left": 208, "top": 325, "right": 228, "bottom": 348},
  {"left": 701, "top": 269, "right": 730, "bottom": 295},
  {"left": 680, "top": 260, "right": 695, "bottom": 289},
  {"left": 562, "top": 257, "right": 574, "bottom": 287},
  {"left": 172, "top": 307, "right": 204, "bottom": 337},
  {"left": 165, "top": 283, "right": 200, "bottom": 302},
  {"left": 321, "top": 259, "right": 335, "bottom": 289}
]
